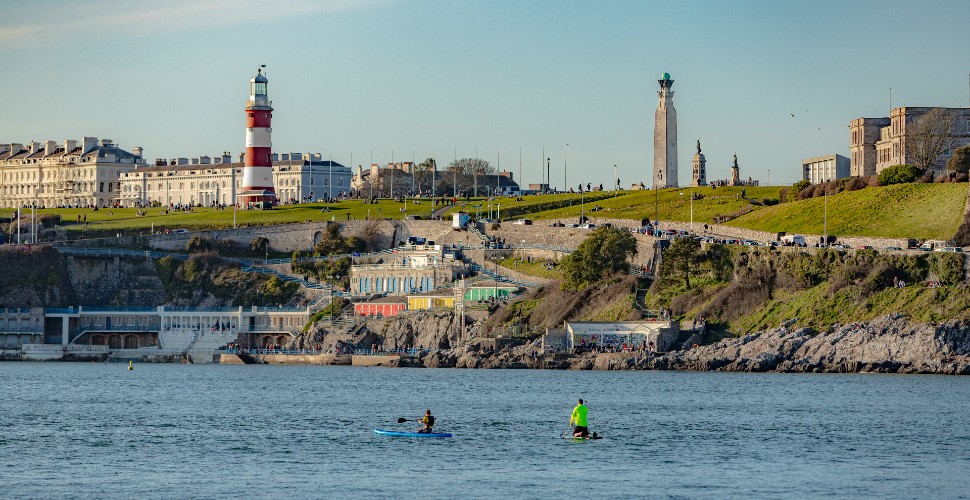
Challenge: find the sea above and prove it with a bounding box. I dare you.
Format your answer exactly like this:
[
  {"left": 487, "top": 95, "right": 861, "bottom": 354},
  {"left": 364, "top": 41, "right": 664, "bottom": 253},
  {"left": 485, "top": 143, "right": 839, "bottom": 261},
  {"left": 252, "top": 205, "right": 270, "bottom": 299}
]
[{"left": 1, "top": 363, "right": 968, "bottom": 499}]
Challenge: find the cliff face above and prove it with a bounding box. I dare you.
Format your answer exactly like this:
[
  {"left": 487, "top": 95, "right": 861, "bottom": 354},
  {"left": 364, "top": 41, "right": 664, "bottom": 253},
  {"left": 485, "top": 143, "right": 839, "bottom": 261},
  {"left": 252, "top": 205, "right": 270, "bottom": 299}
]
[
  {"left": 642, "top": 315, "right": 970, "bottom": 374},
  {"left": 391, "top": 315, "right": 970, "bottom": 374},
  {"left": 374, "top": 311, "right": 471, "bottom": 350}
]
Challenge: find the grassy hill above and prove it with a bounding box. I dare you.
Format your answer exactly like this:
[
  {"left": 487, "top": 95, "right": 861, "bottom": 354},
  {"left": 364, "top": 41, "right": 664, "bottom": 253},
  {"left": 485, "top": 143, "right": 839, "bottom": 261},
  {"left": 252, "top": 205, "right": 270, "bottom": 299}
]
[
  {"left": 521, "top": 186, "right": 779, "bottom": 223},
  {"left": 726, "top": 183, "right": 966, "bottom": 239},
  {"left": 26, "top": 199, "right": 436, "bottom": 235},
  {"left": 17, "top": 182, "right": 967, "bottom": 241}
]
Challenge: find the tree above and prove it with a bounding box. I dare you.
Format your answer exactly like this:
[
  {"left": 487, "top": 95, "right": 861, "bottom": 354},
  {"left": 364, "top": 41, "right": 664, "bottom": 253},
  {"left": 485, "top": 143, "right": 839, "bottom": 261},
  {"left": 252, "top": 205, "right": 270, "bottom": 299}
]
[
  {"left": 878, "top": 164, "right": 920, "bottom": 186},
  {"left": 906, "top": 108, "right": 956, "bottom": 174},
  {"left": 446, "top": 158, "right": 493, "bottom": 197},
  {"left": 946, "top": 145, "right": 970, "bottom": 175},
  {"left": 250, "top": 236, "right": 269, "bottom": 257},
  {"left": 313, "top": 224, "right": 348, "bottom": 255},
  {"left": 414, "top": 158, "right": 437, "bottom": 194},
  {"left": 186, "top": 236, "right": 214, "bottom": 254},
  {"left": 560, "top": 226, "right": 638, "bottom": 289},
  {"left": 788, "top": 180, "right": 810, "bottom": 202},
  {"left": 662, "top": 236, "right": 701, "bottom": 289}
]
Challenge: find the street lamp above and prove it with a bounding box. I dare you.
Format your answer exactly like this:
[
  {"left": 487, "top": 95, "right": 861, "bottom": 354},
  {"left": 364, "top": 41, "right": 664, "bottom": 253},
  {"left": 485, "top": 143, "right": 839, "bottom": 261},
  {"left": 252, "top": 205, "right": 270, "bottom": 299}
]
[{"left": 564, "top": 143, "right": 569, "bottom": 195}]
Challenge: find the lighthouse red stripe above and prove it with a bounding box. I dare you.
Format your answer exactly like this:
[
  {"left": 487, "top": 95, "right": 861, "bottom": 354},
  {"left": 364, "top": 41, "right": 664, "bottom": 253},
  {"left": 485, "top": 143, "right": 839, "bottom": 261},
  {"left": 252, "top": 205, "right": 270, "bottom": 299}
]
[
  {"left": 245, "top": 147, "right": 272, "bottom": 167},
  {"left": 246, "top": 111, "right": 272, "bottom": 128}
]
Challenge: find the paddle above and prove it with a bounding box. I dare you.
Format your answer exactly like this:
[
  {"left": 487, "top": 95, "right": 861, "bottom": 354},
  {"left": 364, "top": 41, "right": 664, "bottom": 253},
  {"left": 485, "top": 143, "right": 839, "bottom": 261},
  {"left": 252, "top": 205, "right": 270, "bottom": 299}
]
[{"left": 397, "top": 417, "right": 410, "bottom": 423}]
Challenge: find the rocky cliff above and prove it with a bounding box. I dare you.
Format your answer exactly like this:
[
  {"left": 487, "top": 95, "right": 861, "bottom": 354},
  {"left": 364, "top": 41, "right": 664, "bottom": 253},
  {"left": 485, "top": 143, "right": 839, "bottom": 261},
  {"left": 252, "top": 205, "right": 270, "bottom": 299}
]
[
  {"left": 644, "top": 315, "right": 970, "bottom": 374},
  {"left": 392, "top": 315, "right": 970, "bottom": 374}
]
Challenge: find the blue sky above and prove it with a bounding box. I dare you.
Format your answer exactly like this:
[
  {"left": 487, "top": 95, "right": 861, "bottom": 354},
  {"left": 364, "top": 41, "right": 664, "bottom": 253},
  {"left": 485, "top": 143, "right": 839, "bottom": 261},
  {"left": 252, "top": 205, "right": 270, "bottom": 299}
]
[{"left": 2, "top": 0, "right": 968, "bottom": 187}]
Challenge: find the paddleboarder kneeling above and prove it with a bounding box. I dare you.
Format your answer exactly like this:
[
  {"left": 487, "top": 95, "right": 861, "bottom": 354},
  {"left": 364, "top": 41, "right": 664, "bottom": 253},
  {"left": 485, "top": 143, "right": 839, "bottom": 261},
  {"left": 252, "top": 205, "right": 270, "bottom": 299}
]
[
  {"left": 570, "top": 399, "right": 589, "bottom": 438},
  {"left": 417, "top": 410, "right": 435, "bottom": 434}
]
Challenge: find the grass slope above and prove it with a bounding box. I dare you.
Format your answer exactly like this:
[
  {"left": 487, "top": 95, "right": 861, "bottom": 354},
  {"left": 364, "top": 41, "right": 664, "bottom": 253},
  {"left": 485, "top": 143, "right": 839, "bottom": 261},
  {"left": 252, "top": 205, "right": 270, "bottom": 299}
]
[
  {"left": 32, "top": 199, "right": 436, "bottom": 234},
  {"left": 731, "top": 284, "right": 970, "bottom": 334},
  {"left": 24, "top": 183, "right": 968, "bottom": 241},
  {"left": 520, "top": 186, "right": 779, "bottom": 223},
  {"left": 727, "top": 183, "right": 967, "bottom": 239}
]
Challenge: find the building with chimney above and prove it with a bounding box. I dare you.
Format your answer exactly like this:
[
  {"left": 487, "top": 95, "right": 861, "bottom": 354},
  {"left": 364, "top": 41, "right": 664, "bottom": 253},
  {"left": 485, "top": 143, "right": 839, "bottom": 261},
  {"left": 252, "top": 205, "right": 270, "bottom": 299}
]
[
  {"left": 0, "top": 137, "right": 146, "bottom": 208},
  {"left": 117, "top": 152, "right": 350, "bottom": 207}
]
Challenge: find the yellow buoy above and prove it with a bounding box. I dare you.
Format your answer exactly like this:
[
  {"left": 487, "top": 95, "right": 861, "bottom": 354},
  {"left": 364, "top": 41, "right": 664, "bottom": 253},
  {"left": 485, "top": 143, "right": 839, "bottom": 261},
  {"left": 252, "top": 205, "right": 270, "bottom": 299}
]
[{"left": 128, "top": 360, "right": 134, "bottom": 371}]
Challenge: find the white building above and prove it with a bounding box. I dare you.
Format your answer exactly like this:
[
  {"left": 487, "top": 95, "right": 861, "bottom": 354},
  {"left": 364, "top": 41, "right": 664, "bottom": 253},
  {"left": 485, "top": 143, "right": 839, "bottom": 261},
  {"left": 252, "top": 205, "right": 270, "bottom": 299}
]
[
  {"left": 801, "top": 154, "right": 850, "bottom": 184},
  {"left": 0, "top": 137, "right": 147, "bottom": 208},
  {"left": 118, "top": 152, "right": 351, "bottom": 207}
]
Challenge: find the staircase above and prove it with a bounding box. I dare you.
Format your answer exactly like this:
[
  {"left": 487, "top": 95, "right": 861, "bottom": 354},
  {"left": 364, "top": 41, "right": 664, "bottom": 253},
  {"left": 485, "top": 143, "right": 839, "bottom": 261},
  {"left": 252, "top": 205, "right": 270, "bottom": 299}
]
[
  {"left": 468, "top": 223, "right": 490, "bottom": 244},
  {"left": 634, "top": 288, "right": 650, "bottom": 312},
  {"left": 241, "top": 264, "right": 330, "bottom": 290}
]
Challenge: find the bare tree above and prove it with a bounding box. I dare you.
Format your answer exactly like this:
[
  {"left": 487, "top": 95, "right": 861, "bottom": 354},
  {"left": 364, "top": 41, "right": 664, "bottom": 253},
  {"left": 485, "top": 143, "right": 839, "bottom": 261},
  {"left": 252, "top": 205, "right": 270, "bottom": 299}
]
[
  {"left": 445, "top": 158, "right": 493, "bottom": 196},
  {"left": 906, "top": 108, "right": 956, "bottom": 174},
  {"left": 414, "top": 158, "right": 436, "bottom": 194}
]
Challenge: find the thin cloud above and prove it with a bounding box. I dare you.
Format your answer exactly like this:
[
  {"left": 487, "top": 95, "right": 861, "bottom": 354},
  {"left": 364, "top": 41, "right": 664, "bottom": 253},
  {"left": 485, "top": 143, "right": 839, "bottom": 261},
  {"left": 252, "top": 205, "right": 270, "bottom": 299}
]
[{"left": 0, "top": 0, "right": 390, "bottom": 44}]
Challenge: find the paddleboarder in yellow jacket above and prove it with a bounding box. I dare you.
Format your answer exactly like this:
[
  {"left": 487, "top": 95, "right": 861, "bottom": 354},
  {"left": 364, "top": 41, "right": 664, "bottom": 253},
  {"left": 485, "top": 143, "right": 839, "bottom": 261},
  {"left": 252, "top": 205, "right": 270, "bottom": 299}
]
[{"left": 570, "top": 399, "right": 589, "bottom": 438}]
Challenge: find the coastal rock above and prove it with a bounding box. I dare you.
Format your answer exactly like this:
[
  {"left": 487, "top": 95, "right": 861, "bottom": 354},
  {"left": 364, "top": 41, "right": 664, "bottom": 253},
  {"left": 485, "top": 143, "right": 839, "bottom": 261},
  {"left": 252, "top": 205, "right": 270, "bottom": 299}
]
[{"left": 652, "top": 316, "right": 970, "bottom": 374}]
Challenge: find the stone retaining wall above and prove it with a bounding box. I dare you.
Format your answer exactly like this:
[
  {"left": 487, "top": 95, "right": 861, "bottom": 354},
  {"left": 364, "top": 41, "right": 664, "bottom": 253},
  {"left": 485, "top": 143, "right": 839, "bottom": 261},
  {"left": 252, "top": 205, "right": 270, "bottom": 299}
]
[{"left": 351, "top": 354, "right": 400, "bottom": 367}]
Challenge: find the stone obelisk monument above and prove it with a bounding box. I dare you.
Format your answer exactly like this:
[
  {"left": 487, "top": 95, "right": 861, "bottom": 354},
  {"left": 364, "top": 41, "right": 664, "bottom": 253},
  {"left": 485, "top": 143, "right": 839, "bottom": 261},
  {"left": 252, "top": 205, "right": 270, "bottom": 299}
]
[{"left": 653, "top": 72, "right": 678, "bottom": 188}]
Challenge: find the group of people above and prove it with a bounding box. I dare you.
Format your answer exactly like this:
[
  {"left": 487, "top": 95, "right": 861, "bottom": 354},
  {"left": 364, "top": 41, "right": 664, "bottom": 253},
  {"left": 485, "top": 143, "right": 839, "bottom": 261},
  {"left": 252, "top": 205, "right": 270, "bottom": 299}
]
[{"left": 412, "top": 399, "right": 597, "bottom": 439}]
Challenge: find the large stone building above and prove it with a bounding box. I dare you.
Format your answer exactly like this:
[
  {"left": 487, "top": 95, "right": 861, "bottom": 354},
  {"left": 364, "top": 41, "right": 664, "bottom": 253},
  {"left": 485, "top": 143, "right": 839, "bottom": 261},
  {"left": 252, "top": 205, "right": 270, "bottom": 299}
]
[
  {"left": 653, "top": 72, "right": 678, "bottom": 188},
  {"left": 0, "top": 137, "right": 147, "bottom": 208},
  {"left": 118, "top": 153, "right": 351, "bottom": 207},
  {"left": 849, "top": 106, "right": 970, "bottom": 177},
  {"left": 802, "top": 154, "right": 850, "bottom": 184}
]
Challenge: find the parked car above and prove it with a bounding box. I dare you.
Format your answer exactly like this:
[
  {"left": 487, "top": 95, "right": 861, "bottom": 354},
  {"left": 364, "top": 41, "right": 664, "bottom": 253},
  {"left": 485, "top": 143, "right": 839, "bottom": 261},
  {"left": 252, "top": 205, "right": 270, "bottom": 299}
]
[
  {"left": 550, "top": 221, "right": 565, "bottom": 227},
  {"left": 173, "top": 228, "right": 189, "bottom": 234},
  {"left": 884, "top": 246, "right": 902, "bottom": 251},
  {"left": 940, "top": 247, "right": 964, "bottom": 253},
  {"left": 513, "top": 219, "right": 533, "bottom": 225},
  {"left": 579, "top": 223, "right": 597, "bottom": 229},
  {"left": 856, "top": 245, "right": 874, "bottom": 250}
]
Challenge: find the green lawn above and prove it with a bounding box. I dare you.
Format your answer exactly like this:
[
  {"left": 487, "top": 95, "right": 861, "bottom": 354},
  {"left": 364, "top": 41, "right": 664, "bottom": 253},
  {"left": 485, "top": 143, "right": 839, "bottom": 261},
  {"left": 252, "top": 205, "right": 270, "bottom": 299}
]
[
  {"left": 726, "top": 183, "right": 967, "bottom": 239},
  {"left": 22, "top": 182, "right": 969, "bottom": 241},
  {"left": 443, "top": 192, "right": 617, "bottom": 219},
  {"left": 28, "top": 199, "right": 438, "bottom": 234},
  {"left": 497, "top": 256, "right": 562, "bottom": 279},
  {"left": 521, "top": 186, "right": 780, "bottom": 223}
]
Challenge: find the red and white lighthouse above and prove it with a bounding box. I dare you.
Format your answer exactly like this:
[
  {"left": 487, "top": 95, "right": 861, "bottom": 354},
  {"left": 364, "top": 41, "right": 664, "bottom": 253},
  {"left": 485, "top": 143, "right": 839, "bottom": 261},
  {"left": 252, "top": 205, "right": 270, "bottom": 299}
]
[{"left": 239, "top": 68, "right": 275, "bottom": 207}]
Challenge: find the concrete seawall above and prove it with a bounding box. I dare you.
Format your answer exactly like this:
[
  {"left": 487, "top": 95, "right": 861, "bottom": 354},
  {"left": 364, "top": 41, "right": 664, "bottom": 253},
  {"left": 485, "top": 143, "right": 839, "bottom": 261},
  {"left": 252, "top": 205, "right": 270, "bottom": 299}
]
[
  {"left": 260, "top": 353, "right": 350, "bottom": 365},
  {"left": 351, "top": 354, "right": 400, "bottom": 367}
]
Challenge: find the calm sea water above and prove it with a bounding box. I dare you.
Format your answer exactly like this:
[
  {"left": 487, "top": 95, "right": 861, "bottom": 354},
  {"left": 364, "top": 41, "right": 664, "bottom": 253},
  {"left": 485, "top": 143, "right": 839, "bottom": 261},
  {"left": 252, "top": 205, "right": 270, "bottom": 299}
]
[{"left": 1, "top": 363, "right": 968, "bottom": 499}]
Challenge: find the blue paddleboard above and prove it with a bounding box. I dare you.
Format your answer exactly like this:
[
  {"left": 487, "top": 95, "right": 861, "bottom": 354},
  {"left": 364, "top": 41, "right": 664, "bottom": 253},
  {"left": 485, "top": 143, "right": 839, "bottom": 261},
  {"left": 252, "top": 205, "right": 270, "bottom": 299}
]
[{"left": 374, "top": 429, "right": 453, "bottom": 438}]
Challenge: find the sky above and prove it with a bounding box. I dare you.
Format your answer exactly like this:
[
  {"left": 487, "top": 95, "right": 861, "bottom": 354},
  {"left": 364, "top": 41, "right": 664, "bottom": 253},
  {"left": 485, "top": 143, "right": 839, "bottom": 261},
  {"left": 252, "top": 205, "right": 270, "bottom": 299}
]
[{"left": 2, "top": 0, "right": 969, "bottom": 188}]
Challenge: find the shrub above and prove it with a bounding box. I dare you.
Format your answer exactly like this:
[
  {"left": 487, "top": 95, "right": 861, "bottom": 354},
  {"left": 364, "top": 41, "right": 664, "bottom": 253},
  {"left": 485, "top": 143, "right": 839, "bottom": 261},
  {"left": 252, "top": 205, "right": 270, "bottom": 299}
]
[
  {"left": 931, "top": 253, "right": 964, "bottom": 284},
  {"left": 186, "top": 236, "right": 214, "bottom": 254},
  {"left": 878, "top": 164, "right": 919, "bottom": 186},
  {"left": 250, "top": 236, "right": 270, "bottom": 256},
  {"left": 789, "top": 180, "right": 810, "bottom": 202},
  {"left": 40, "top": 214, "right": 61, "bottom": 228},
  {"left": 946, "top": 145, "right": 970, "bottom": 175}
]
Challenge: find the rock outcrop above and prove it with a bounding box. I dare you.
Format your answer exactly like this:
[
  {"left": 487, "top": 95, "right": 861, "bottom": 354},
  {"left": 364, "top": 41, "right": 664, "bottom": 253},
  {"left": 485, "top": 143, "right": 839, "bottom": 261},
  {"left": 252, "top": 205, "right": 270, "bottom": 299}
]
[
  {"left": 386, "top": 315, "right": 970, "bottom": 374},
  {"left": 644, "top": 315, "right": 970, "bottom": 374}
]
